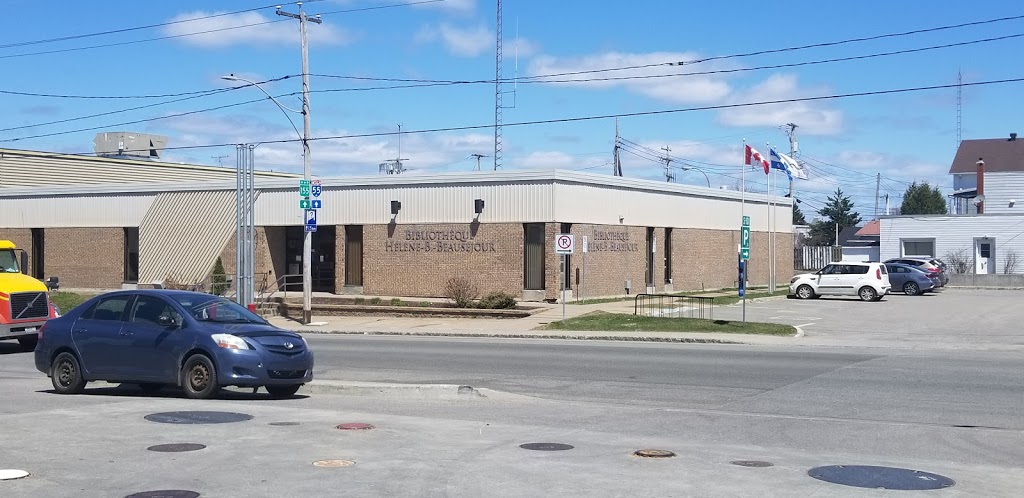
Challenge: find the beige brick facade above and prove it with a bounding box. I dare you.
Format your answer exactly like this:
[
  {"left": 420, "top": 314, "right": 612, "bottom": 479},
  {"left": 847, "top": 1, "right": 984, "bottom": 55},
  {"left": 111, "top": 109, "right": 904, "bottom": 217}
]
[
  {"left": 44, "top": 228, "right": 125, "bottom": 289},
  {"left": 217, "top": 227, "right": 289, "bottom": 292},
  {"left": 550, "top": 224, "right": 656, "bottom": 300},
  {"left": 362, "top": 223, "right": 524, "bottom": 298}
]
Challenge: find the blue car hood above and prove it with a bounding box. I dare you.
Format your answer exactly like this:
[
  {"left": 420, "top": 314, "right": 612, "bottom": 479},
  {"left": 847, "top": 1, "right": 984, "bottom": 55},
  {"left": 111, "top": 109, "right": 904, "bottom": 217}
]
[{"left": 200, "top": 322, "right": 303, "bottom": 340}]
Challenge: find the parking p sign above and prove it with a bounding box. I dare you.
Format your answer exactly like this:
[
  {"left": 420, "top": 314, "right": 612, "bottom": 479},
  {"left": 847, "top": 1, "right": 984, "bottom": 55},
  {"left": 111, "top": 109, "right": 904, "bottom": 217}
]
[{"left": 554, "top": 234, "right": 575, "bottom": 254}]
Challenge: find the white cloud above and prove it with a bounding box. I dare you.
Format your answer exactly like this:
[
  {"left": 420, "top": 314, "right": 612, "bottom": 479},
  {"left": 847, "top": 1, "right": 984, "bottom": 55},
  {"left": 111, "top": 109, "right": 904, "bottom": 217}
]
[
  {"left": 717, "top": 74, "right": 843, "bottom": 136},
  {"left": 416, "top": 23, "right": 493, "bottom": 57},
  {"left": 412, "top": 0, "right": 476, "bottom": 14},
  {"left": 163, "top": 11, "right": 350, "bottom": 48},
  {"left": 528, "top": 51, "right": 734, "bottom": 104}
]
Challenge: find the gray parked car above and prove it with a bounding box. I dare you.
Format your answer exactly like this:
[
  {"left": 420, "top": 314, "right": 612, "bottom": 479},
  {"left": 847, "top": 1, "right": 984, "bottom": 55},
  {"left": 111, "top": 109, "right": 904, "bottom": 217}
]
[
  {"left": 884, "top": 263, "right": 939, "bottom": 296},
  {"left": 884, "top": 258, "right": 948, "bottom": 286}
]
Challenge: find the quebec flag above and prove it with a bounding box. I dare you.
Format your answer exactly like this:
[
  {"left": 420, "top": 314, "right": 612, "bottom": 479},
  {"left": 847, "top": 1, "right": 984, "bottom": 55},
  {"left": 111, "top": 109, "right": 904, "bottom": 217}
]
[{"left": 769, "top": 148, "right": 808, "bottom": 181}]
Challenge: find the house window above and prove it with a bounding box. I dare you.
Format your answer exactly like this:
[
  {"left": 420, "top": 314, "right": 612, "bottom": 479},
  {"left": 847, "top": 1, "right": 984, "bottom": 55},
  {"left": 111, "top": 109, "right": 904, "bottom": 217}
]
[{"left": 901, "top": 238, "right": 935, "bottom": 258}]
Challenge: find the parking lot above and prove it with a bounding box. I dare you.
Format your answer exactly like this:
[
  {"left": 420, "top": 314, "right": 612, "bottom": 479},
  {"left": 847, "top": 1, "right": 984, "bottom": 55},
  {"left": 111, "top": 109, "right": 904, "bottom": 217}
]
[{"left": 715, "top": 288, "right": 1024, "bottom": 351}]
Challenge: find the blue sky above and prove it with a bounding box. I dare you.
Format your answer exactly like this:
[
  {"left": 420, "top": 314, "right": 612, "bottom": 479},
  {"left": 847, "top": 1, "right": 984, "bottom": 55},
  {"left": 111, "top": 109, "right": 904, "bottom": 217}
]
[{"left": 1, "top": 0, "right": 1023, "bottom": 219}]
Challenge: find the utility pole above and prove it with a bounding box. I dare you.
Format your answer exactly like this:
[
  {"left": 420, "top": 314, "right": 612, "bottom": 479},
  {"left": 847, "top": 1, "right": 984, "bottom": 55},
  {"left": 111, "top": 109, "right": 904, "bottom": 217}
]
[
  {"left": 613, "top": 118, "right": 623, "bottom": 176},
  {"left": 470, "top": 153, "right": 488, "bottom": 171},
  {"left": 661, "top": 146, "right": 674, "bottom": 182},
  {"left": 277, "top": 2, "right": 321, "bottom": 325},
  {"left": 874, "top": 172, "right": 881, "bottom": 219},
  {"left": 786, "top": 123, "right": 798, "bottom": 196}
]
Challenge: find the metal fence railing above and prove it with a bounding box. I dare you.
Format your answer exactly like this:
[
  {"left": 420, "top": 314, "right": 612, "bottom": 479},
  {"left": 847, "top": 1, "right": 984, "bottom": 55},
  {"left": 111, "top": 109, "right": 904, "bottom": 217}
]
[{"left": 633, "top": 294, "right": 715, "bottom": 320}]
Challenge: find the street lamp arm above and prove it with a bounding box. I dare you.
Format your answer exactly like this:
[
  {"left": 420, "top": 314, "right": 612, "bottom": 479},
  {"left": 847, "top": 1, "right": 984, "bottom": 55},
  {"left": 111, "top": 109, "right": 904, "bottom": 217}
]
[{"left": 222, "top": 75, "right": 303, "bottom": 141}]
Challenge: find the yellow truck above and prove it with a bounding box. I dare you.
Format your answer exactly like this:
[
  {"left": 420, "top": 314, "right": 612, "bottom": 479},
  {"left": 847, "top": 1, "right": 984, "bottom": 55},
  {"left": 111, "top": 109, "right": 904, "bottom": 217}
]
[{"left": 0, "top": 240, "right": 58, "bottom": 351}]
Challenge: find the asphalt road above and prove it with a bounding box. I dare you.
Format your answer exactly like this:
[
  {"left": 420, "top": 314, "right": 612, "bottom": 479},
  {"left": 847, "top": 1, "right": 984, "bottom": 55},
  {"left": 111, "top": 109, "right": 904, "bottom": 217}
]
[{"left": 3, "top": 336, "right": 1024, "bottom": 496}]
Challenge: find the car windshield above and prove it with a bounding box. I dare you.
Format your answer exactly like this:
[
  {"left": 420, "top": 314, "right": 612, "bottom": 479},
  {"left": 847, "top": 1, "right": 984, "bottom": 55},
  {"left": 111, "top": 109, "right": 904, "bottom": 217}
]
[
  {"left": 170, "top": 294, "right": 266, "bottom": 324},
  {"left": 0, "top": 250, "right": 20, "bottom": 273}
]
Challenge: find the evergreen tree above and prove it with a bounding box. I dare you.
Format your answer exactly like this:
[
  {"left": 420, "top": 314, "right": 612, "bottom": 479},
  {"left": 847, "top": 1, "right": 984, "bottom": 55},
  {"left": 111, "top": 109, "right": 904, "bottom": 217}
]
[
  {"left": 211, "top": 257, "right": 228, "bottom": 296},
  {"left": 807, "top": 188, "right": 862, "bottom": 246},
  {"left": 793, "top": 203, "right": 807, "bottom": 225},
  {"left": 900, "top": 181, "right": 947, "bottom": 215}
]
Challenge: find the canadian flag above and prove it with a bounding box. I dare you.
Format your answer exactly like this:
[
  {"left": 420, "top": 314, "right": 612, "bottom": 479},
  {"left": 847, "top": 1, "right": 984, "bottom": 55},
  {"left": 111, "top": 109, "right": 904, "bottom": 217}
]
[{"left": 744, "top": 144, "right": 770, "bottom": 175}]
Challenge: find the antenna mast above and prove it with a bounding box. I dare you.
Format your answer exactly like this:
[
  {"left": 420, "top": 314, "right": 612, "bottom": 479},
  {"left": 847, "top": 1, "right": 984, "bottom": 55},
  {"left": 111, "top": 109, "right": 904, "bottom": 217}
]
[
  {"left": 470, "top": 153, "right": 489, "bottom": 171},
  {"left": 956, "top": 70, "right": 963, "bottom": 146},
  {"left": 493, "top": 0, "right": 503, "bottom": 171}
]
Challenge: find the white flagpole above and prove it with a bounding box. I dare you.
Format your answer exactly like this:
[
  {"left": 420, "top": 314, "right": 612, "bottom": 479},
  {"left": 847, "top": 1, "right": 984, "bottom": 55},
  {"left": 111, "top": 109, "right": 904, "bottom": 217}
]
[{"left": 766, "top": 142, "right": 774, "bottom": 293}]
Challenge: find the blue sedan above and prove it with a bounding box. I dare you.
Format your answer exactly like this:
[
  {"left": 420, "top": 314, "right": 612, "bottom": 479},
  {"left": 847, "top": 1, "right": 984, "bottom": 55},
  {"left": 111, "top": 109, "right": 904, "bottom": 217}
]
[
  {"left": 34, "top": 290, "right": 313, "bottom": 399},
  {"left": 884, "top": 263, "right": 939, "bottom": 296}
]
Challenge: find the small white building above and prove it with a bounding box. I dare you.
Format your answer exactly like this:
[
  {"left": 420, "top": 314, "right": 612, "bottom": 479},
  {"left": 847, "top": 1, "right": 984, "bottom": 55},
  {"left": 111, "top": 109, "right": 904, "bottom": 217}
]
[{"left": 880, "top": 134, "right": 1024, "bottom": 275}]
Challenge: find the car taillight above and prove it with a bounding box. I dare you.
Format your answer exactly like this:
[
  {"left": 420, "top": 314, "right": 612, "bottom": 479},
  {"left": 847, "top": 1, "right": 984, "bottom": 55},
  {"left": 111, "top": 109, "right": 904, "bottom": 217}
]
[{"left": 876, "top": 268, "right": 882, "bottom": 279}]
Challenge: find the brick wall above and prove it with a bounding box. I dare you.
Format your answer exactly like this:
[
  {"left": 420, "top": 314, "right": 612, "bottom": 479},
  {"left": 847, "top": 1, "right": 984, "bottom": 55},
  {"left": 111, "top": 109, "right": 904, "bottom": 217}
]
[
  {"left": 45, "top": 228, "right": 125, "bottom": 289},
  {"left": 672, "top": 228, "right": 794, "bottom": 292},
  {"left": 548, "top": 224, "right": 655, "bottom": 300},
  {"left": 363, "top": 223, "right": 523, "bottom": 298},
  {"left": 217, "top": 227, "right": 289, "bottom": 292}
]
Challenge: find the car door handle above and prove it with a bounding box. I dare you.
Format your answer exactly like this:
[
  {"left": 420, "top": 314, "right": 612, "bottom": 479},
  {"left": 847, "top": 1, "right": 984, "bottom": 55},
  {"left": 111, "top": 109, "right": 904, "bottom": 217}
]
[
  {"left": 74, "top": 328, "right": 88, "bottom": 334},
  {"left": 119, "top": 331, "right": 133, "bottom": 337}
]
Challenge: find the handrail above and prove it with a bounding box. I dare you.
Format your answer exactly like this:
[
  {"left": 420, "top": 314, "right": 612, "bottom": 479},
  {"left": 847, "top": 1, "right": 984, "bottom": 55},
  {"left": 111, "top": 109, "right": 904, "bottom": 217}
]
[
  {"left": 254, "top": 273, "right": 304, "bottom": 312},
  {"left": 633, "top": 293, "right": 714, "bottom": 320}
]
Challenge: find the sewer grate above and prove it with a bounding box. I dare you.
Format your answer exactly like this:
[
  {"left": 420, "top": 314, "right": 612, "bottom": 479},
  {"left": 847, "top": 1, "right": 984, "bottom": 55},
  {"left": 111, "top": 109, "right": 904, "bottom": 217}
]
[
  {"left": 732, "top": 460, "right": 774, "bottom": 468},
  {"left": 144, "top": 411, "right": 253, "bottom": 425},
  {"left": 313, "top": 460, "right": 355, "bottom": 468},
  {"left": 520, "top": 443, "right": 574, "bottom": 451},
  {"left": 0, "top": 469, "right": 30, "bottom": 480},
  {"left": 336, "top": 423, "right": 374, "bottom": 430},
  {"left": 147, "top": 443, "right": 206, "bottom": 453},
  {"left": 808, "top": 465, "right": 955, "bottom": 490},
  {"left": 634, "top": 449, "right": 676, "bottom": 458},
  {"left": 124, "top": 491, "right": 200, "bottom": 498}
]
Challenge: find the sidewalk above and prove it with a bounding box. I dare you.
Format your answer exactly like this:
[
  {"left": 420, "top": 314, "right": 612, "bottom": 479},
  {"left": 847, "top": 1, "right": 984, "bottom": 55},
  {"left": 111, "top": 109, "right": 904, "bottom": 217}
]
[{"left": 266, "top": 292, "right": 798, "bottom": 346}]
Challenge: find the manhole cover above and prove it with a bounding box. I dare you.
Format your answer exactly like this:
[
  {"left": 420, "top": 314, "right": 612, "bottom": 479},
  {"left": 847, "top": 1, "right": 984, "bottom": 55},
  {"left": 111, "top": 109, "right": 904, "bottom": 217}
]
[
  {"left": 147, "top": 443, "right": 207, "bottom": 453},
  {"left": 732, "top": 460, "right": 774, "bottom": 468},
  {"left": 634, "top": 449, "right": 676, "bottom": 458},
  {"left": 144, "top": 411, "right": 253, "bottom": 425},
  {"left": 269, "top": 422, "right": 300, "bottom": 426},
  {"left": 520, "top": 443, "right": 574, "bottom": 451},
  {"left": 808, "top": 465, "right": 955, "bottom": 490},
  {"left": 313, "top": 460, "right": 355, "bottom": 468},
  {"left": 125, "top": 491, "right": 200, "bottom": 498},
  {"left": 0, "top": 469, "right": 30, "bottom": 480},
  {"left": 336, "top": 423, "right": 374, "bottom": 430}
]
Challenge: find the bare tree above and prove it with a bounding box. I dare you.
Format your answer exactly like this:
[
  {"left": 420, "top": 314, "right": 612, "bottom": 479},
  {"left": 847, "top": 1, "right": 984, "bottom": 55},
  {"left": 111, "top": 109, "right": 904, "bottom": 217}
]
[
  {"left": 943, "top": 248, "right": 972, "bottom": 274},
  {"left": 1003, "top": 250, "right": 1020, "bottom": 274}
]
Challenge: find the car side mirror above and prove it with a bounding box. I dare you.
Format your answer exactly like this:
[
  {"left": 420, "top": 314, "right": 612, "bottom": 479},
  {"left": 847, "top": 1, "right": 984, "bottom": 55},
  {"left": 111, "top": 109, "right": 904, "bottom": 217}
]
[{"left": 157, "top": 315, "right": 180, "bottom": 327}]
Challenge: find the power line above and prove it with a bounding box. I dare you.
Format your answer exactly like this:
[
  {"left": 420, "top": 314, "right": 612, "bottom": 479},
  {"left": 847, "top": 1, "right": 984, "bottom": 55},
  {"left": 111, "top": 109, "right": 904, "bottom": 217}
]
[
  {"left": 8, "top": 76, "right": 1024, "bottom": 151},
  {"left": 0, "top": 76, "right": 296, "bottom": 134},
  {"left": 0, "top": 0, "right": 441, "bottom": 60}
]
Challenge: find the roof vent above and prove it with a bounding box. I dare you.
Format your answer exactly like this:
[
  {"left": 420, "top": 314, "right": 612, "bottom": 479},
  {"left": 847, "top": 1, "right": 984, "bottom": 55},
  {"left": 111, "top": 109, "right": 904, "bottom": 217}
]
[
  {"left": 93, "top": 132, "right": 168, "bottom": 160},
  {"left": 1011, "top": 133, "right": 1018, "bottom": 141}
]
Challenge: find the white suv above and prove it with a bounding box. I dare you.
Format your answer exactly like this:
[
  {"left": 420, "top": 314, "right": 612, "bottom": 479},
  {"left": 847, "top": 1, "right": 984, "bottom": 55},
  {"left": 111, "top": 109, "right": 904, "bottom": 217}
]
[{"left": 789, "top": 262, "right": 891, "bottom": 301}]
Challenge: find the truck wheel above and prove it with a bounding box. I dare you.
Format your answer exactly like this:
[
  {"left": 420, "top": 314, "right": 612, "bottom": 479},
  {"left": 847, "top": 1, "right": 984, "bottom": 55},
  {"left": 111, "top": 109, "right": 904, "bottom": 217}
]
[
  {"left": 51, "top": 352, "right": 87, "bottom": 394},
  {"left": 18, "top": 335, "right": 38, "bottom": 351},
  {"left": 182, "top": 354, "right": 220, "bottom": 400}
]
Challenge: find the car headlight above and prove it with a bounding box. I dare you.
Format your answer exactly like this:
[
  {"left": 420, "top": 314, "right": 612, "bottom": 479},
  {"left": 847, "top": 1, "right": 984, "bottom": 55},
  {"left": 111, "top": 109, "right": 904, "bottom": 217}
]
[{"left": 211, "top": 333, "right": 250, "bottom": 350}]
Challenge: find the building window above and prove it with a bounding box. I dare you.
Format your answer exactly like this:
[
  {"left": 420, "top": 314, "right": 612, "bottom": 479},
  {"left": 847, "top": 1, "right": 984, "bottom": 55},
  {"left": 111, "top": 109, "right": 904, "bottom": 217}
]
[
  {"left": 124, "top": 227, "right": 139, "bottom": 283},
  {"left": 523, "top": 223, "right": 545, "bottom": 290},
  {"left": 664, "top": 228, "right": 673, "bottom": 284},
  {"left": 560, "top": 223, "right": 573, "bottom": 290},
  {"left": 901, "top": 238, "right": 935, "bottom": 258}
]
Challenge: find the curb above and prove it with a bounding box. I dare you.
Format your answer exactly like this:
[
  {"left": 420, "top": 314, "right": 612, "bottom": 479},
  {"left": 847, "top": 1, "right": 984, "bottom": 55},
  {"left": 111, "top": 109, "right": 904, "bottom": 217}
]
[
  {"left": 299, "top": 380, "right": 535, "bottom": 401},
  {"left": 289, "top": 328, "right": 748, "bottom": 344}
]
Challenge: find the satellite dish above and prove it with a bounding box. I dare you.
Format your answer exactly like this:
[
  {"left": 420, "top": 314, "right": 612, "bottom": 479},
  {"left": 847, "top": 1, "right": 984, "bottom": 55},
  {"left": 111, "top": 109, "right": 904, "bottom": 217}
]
[{"left": 973, "top": 194, "right": 986, "bottom": 205}]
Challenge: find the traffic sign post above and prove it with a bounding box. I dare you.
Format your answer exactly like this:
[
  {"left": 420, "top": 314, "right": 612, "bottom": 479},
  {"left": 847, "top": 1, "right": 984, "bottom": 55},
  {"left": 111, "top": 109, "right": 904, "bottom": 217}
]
[
  {"left": 554, "top": 234, "right": 575, "bottom": 321},
  {"left": 739, "top": 216, "right": 751, "bottom": 323},
  {"left": 581, "top": 235, "right": 588, "bottom": 304}
]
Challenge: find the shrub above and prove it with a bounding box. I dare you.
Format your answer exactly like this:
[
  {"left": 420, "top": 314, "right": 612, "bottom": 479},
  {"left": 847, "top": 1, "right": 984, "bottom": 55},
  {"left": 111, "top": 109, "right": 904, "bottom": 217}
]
[
  {"left": 477, "top": 291, "right": 517, "bottom": 309},
  {"left": 162, "top": 275, "right": 192, "bottom": 291},
  {"left": 369, "top": 297, "right": 383, "bottom": 305},
  {"left": 353, "top": 297, "right": 365, "bottom": 305},
  {"left": 444, "top": 277, "right": 479, "bottom": 308},
  {"left": 390, "top": 298, "right": 404, "bottom": 306},
  {"left": 944, "top": 248, "right": 972, "bottom": 274},
  {"left": 419, "top": 301, "right": 431, "bottom": 307},
  {"left": 210, "top": 257, "right": 229, "bottom": 296}
]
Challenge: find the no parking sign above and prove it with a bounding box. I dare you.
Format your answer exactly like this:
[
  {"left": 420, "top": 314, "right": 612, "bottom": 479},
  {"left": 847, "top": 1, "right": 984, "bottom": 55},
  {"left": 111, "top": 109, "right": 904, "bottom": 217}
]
[{"left": 554, "top": 234, "right": 575, "bottom": 254}]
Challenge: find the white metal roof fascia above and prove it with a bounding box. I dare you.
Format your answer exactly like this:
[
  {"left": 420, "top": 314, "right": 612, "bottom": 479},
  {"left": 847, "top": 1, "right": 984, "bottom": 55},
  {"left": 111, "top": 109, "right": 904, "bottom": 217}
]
[{"left": 0, "top": 169, "right": 790, "bottom": 205}]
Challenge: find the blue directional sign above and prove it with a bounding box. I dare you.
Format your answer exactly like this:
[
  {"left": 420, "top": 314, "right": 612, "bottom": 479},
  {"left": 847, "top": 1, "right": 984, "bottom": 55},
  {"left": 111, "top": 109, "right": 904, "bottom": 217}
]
[
  {"left": 304, "top": 209, "right": 317, "bottom": 232},
  {"left": 311, "top": 199, "right": 322, "bottom": 209}
]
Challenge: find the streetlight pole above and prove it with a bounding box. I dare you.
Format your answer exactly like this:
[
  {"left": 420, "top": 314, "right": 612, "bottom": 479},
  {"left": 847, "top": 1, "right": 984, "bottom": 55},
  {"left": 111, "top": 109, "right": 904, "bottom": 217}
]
[{"left": 277, "top": 2, "right": 321, "bottom": 325}]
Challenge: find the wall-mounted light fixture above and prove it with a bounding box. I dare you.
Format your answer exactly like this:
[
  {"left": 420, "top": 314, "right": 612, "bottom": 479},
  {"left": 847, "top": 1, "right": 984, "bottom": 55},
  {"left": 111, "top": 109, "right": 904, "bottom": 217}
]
[
  {"left": 474, "top": 198, "right": 485, "bottom": 215},
  {"left": 390, "top": 200, "right": 402, "bottom": 216}
]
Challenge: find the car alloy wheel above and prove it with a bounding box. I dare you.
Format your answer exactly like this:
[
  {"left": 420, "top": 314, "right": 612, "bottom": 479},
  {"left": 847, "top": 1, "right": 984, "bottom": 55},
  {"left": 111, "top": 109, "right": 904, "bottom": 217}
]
[
  {"left": 859, "top": 286, "right": 878, "bottom": 302},
  {"left": 796, "top": 284, "right": 814, "bottom": 300},
  {"left": 904, "top": 282, "right": 920, "bottom": 296}
]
